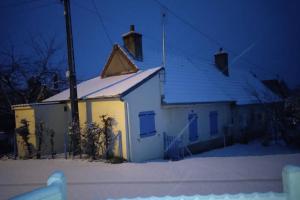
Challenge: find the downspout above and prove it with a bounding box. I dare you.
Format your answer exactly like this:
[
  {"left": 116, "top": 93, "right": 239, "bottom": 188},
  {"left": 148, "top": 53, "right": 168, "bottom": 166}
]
[{"left": 125, "top": 101, "right": 133, "bottom": 161}]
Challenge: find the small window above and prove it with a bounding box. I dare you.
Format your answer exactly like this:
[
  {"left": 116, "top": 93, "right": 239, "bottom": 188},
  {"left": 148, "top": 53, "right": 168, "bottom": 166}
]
[
  {"left": 139, "top": 111, "right": 156, "bottom": 138},
  {"left": 209, "top": 111, "right": 218, "bottom": 135}
]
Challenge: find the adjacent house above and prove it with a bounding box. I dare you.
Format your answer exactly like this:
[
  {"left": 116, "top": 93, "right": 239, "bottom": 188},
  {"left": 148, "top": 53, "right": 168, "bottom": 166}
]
[
  {"left": 13, "top": 25, "right": 279, "bottom": 162},
  {"left": 262, "top": 79, "right": 290, "bottom": 99}
]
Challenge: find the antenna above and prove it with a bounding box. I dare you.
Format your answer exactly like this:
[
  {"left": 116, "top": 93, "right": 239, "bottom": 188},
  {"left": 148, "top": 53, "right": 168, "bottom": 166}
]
[
  {"left": 162, "top": 11, "right": 166, "bottom": 69},
  {"left": 160, "top": 11, "right": 166, "bottom": 100}
]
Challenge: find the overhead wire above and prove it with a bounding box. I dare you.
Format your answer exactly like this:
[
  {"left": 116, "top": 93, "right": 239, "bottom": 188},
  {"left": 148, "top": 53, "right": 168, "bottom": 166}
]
[
  {"left": 74, "top": 0, "right": 277, "bottom": 80},
  {"left": 0, "top": 0, "right": 52, "bottom": 9},
  {"left": 91, "top": 0, "right": 114, "bottom": 46},
  {"left": 89, "top": 0, "right": 132, "bottom": 72},
  {"left": 152, "top": 0, "right": 278, "bottom": 77},
  {"left": 152, "top": 0, "right": 222, "bottom": 47},
  {"left": 73, "top": 0, "right": 214, "bottom": 66},
  {"left": 73, "top": 0, "right": 96, "bottom": 14}
]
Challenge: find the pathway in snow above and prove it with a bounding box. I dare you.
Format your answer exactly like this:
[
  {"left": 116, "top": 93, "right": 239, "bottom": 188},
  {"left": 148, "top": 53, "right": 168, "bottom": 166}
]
[{"left": 1, "top": 153, "right": 300, "bottom": 200}]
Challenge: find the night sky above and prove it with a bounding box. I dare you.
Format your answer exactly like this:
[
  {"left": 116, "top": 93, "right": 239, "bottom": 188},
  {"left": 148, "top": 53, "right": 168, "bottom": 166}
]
[{"left": 1, "top": 0, "right": 299, "bottom": 88}]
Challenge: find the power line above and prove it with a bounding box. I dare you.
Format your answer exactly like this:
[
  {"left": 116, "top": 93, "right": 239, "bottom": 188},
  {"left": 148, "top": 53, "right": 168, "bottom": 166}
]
[
  {"left": 89, "top": 0, "right": 134, "bottom": 73},
  {"left": 75, "top": 0, "right": 277, "bottom": 79},
  {"left": 0, "top": 0, "right": 50, "bottom": 9},
  {"left": 91, "top": 0, "right": 114, "bottom": 46},
  {"left": 152, "top": 0, "right": 276, "bottom": 76},
  {"left": 0, "top": 1, "right": 59, "bottom": 16},
  {"left": 143, "top": 33, "right": 213, "bottom": 65},
  {"left": 73, "top": 0, "right": 96, "bottom": 14},
  {"left": 152, "top": 0, "right": 222, "bottom": 47}
]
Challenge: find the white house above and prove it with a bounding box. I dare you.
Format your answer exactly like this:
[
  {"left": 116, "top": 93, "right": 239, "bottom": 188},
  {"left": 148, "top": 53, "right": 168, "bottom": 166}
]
[{"left": 13, "top": 25, "right": 279, "bottom": 162}]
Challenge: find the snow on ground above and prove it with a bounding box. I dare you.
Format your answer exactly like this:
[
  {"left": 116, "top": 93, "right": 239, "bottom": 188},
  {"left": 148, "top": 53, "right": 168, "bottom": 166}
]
[
  {"left": 194, "top": 140, "right": 300, "bottom": 157},
  {"left": 0, "top": 142, "right": 300, "bottom": 200}
]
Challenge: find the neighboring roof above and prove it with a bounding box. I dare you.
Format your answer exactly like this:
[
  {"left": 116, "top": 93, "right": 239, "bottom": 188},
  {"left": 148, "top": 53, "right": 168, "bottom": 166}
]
[
  {"left": 117, "top": 44, "right": 280, "bottom": 105},
  {"left": 262, "top": 79, "right": 290, "bottom": 98},
  {"left": 44, "top": 67, "right": 162, "bottom": 102}
]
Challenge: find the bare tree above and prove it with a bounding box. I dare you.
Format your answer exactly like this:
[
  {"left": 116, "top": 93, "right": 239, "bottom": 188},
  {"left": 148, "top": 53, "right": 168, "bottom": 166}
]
[
  {"left": 245, "top": 80, "right": 286, "bottom": 145},
  {"left": 0, "top": 35, "right": 67, "bottom": 104},
  {"left": 0, "top": 35, "right": 67, "bottom": 132}
]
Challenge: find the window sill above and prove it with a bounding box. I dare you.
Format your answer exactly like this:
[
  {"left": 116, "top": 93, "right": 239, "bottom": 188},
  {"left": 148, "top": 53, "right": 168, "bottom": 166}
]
[{"left": 140, "top": 131, "right": 156, "bottom": 138}]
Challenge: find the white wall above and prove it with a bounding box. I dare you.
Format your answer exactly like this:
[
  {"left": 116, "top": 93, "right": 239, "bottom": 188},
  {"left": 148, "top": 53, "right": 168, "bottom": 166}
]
[
  {"left": 123, "top": 72, "right": 232, "bottom": 162},
  {"left": 34, "top": 103, "right": 69, "bottom": 154},
  {"left": 123, "top": 74, "right": 167, "bottom": 162},
  {"left": 163, "top": 103, "right": 232, "bottom": 146}
]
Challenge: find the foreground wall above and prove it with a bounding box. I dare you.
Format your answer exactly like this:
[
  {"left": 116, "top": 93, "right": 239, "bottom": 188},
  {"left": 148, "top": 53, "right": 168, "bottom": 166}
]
[{"left": 10, "top": 165, "right": 300, "bottom": 200}]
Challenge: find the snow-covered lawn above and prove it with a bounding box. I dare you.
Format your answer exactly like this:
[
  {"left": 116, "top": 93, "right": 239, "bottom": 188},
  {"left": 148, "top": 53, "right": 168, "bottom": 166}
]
[{"left": 0, "top": 142, "right": 299, "bottom": 200}]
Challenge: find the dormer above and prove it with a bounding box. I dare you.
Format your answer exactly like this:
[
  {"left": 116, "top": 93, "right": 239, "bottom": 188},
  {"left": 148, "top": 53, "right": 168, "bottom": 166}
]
[{"left": 101, "top": 44, "right": 139, "bottom": 78}]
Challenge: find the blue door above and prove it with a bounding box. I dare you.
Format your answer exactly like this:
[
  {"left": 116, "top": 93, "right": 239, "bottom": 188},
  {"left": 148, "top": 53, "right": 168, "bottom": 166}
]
[{"left": 188, "top": 113, "right": 198, "bottom": 141}]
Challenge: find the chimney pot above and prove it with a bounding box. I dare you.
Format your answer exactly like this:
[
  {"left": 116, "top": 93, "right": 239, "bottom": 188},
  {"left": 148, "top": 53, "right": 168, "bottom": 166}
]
[{"left": 130, "top": 25, "right": 135, "bottom": 32}]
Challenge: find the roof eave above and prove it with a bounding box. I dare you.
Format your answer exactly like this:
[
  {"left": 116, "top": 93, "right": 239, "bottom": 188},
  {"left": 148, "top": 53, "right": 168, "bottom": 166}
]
[
  {"left": 12, "top": 101, "right": 63, "bottom": 110},
  {"left": 162, "top": 100, "right": 235, "bottom": 106},
  {"left": 120, "top": 67, "right": 163, "bottom": 98}
]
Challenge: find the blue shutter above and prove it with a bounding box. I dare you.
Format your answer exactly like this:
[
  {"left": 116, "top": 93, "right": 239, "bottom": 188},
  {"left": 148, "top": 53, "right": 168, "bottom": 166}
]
[
  {"left": 139, "top": 114, "right": 147, "bottom": 135},
  {"left": 210, "top": 111, "right": 218, "bottom": 135},
  {"left": 188, "top": 113, "right": 198, "bottom": 141},
  {"left": 139, "top": 111, "right": 156, "bottom": 138}
]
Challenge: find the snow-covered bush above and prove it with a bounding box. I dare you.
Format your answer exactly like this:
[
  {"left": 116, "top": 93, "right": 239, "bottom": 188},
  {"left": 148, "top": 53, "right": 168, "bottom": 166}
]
[
  {"left": 81, "top": 115, "right": 116, "bottom": 161},
  {"left": 35, "top": 120, "right": 56, "bottom": 159},
  {"left": 82, "top": 122, "right": 102, "bottom": 160}
]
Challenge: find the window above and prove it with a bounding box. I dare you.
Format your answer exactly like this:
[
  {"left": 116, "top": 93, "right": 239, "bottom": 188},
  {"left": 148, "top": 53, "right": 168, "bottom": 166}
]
[
  {"left": 209, "top": 111, "right": 218, "bottom": 136},
  {"left": 188, "top": 113, "right": 198, "bottom": 141},
  {"left": 139, "top": 111, "right": 156, "bottom": 138}
]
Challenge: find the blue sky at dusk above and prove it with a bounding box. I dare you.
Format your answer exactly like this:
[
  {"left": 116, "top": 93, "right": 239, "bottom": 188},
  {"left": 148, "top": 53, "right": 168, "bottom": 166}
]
[{"left": 1, "top": 0, "right": 299, "bottom": 88}]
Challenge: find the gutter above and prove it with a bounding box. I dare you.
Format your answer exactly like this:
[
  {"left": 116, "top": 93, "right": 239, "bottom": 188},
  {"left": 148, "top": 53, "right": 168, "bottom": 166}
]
[
  {"left": 120, "top": 67, "right": 163, "bottom": 98},
  {"left": 124, "top": 101, "right": 133, "bottom": 162},
  {"left": 162, "top": 100, "right": 235, "bottom": 107},
  {"left": 11, "top": 102, "right": 62, "bottom": 110}
]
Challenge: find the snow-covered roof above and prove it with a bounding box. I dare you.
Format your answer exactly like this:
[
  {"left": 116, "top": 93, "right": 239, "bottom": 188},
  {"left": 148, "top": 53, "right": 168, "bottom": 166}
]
[
  {"left": 44, "top": 67, "right": 162, "bottom": 102},
  {"left": 118, "top": 45, "right": 280, "bottom": 105},
  {"left": 45, "top": 44, "right": 279, "bottom": 105}
]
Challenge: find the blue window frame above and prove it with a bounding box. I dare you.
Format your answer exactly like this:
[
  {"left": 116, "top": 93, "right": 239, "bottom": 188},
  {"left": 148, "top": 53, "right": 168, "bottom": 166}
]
[
  {"left": 209, "top": 111, "right": 218, "bottom": 136},
  {"left": 139, "top": 111, "right": 156, "bottom": 138},
  {"left": 188, "top": 113, "right": 198, "bottom": 141}
]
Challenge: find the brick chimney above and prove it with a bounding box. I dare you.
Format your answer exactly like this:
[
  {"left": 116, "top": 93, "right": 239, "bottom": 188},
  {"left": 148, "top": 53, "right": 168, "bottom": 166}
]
[
  {"left": 122, "top": 25, "right": 143, "bottom": 61},
  {"left": 214, "top": 48, "right": 229, "bottom": 76}
]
